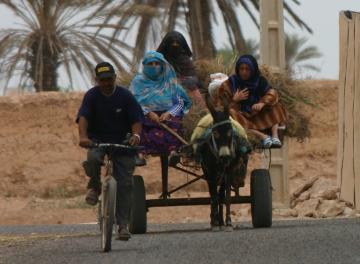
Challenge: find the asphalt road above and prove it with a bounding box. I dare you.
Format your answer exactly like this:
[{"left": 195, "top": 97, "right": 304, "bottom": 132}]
[{"left": 1, "top": 218, "right": 360, "bottom": 264}]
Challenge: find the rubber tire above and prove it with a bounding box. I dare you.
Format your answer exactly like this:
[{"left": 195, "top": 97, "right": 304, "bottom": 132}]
[
  {"left": 101, "top": 177, "right": 116, "bottom": 252},
  {"left": 251, "top": 169, "right": 272, "bottom": 228},
  {"left": 129, "top": 175, "right": 147, "bottom": 234}
]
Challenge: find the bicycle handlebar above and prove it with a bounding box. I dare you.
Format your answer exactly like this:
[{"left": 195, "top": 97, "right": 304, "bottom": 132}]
[{"left": 90, "top": 143, "right": 144, "bottom": 151}]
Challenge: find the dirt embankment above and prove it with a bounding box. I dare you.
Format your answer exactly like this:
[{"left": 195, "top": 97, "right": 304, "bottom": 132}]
[{"left": 0, "top": 93, "right": 85, "bottom": 198}]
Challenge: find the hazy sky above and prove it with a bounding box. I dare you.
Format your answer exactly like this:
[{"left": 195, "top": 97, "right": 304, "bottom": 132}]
[
  {"left": 211, "top": 0, "right": 359, "bottom": 80},
  {"left": 273, "top": 0, "right": 359, "bottom": 79},
  {"left": 0, "top": 0, "right": 359, "bottom": 90}
]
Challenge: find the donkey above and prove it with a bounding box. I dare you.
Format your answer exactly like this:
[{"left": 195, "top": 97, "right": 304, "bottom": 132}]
[{"left": 196, "top": 97, "right": 251, "bottom": 231}]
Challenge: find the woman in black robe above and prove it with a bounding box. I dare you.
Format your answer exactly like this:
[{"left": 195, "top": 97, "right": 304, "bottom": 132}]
[{"left": 157, "top": 31, "right": 204, "bottom": 105}]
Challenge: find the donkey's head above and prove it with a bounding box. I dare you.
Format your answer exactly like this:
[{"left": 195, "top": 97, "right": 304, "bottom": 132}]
[{"left": 205, "top": 96, "right": 234, "bottom": 163}]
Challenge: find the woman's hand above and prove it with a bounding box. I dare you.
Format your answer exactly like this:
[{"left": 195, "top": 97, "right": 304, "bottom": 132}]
[
  {"left": 148, "top": 112, "right": 160, "bottom": 123},
  {"left": 159, "top": 112, "right": 172, "bottom": 122},
  {"left": 252, "top": 102, "right": 265, "bottom": 112},
  {"left": 233, "top": 88, "right": 249, "bottom": 102}
]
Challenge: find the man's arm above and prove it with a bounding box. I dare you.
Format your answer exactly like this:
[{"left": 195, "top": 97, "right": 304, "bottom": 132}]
[
  {"left": 129, "top": 122, "right": 142, "bottom": 146},
  {"left": 78, "top": 116, "right": 92, "bottom": 147},
  {"left": 76, "top": 90, "right": 94, "bottom": 148},
  {"left": 131, "top": 122, "right": 142, "bottom": 135}
]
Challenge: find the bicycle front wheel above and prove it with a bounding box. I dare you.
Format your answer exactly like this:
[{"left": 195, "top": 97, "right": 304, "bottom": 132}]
[{"left": 100, "top": 176, "right": 117, "bottom": 252}]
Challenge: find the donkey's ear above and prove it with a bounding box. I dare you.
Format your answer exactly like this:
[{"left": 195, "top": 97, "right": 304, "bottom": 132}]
[{"left": 205, "top": 94, "right": 217, "bottom": 118}]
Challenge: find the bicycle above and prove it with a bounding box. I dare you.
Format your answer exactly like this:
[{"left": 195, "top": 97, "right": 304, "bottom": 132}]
[{"left": 89, "top": 143, "right": 143, "bottom": 252}]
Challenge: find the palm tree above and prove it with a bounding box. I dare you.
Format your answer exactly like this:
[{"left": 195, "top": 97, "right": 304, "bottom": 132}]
[
  {"left": 99, "top": 0, "right": 312, "bottom": 63},
  {"left": 0, "top": 0, "right": 131, "bottom": 93},
  {"left": 285, "top": 34, "right": 322, "bottom": 74}
]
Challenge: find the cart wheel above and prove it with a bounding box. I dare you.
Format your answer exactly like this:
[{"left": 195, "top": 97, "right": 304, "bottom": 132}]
[
  {"left": 251, "top": 169, "right": 272, "bottom": 228},
  {"left": 130, "top": 175, "right": 147, "bottom": 234}
]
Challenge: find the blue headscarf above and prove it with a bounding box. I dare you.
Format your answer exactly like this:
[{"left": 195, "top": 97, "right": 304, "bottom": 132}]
[
  {"left": 130, "top": 51, "right": 192, "bottom": 115},
  {"left": 229, "top": 55, "right": 270, "bottom": 113}
]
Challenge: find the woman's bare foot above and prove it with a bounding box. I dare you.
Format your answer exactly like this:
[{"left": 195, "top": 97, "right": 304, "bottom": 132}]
[
  {"left": 271, "top": 124, "right": 279, "bottom": 139},
  {"left": 271, "top": 124, "right": 282, "bottom": 147}
]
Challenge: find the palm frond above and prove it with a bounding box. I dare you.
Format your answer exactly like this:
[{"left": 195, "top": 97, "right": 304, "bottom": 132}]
[
  {"left": 238, "top": 0, "right": 259, "bottom": 29},
  {"left": 285, "top": 34, "right": 322, "bottom": 74},
  {"left": 295, "top": 46, "right": 322, "bottom": 62},
  {"left": 0, "top": 0, "right": 133, "bottom": 93},
  {"left": 167, "top": 0, "right": 180, "bottom": 32},
  {"left": 300, "top": 64, "right": 321, "bottom": 72},
  {"left": 217, "top": 0, "right": 247, "bottom": 53},
  {"left": 100, "top": 0, "right": 312, "bottom": 63},
  {"left": 283, "top": 1, "right": 313, "bottom": 33}
]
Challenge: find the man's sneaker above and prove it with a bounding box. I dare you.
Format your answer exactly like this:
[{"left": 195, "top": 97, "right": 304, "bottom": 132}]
[
  {"left": 116, "top": 225, "right": 131, "bottom": 241},
  {"left": 85, "top": 188, "right": 99, "bottom": 206},
  {"left": 135, "top": 155, "right": 147, "bottom": 166}
]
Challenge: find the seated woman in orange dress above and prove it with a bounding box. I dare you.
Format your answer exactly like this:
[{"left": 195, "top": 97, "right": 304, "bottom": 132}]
[{"left": 216, "top": 55, "right": 286, "bottom": 148}]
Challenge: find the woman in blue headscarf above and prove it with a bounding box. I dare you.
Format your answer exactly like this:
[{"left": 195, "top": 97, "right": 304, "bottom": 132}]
[
  {"left": 216, "top": 55, "right": 286, "bottom": 148},
  {"left": 130, "top": 51, "right": 192, "bottom": 155}
]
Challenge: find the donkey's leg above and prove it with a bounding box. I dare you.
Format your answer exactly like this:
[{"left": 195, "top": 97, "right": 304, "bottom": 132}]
[
  {"left": 207, "top": 178, "right": 220, "bottom": 230},
  {"left": 218, "top": 182, "right": 225, "bottom": 227},
  {"left": 225, "top": 179, "right": 233, "bottom": 231}
]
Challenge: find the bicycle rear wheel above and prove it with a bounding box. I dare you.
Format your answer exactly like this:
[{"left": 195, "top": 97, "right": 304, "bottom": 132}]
[{"left": 100, "top": 176, "right": 117, "bottom": 252}]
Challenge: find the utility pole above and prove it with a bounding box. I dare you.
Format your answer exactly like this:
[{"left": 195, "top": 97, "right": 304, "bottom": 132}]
[{"left": 260, "top": 0, "right": 289, "bottom": 208}]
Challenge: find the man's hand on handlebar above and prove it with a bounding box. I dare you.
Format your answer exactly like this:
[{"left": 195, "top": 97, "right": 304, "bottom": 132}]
[
  {"left": 128, "top": 134, "right": 140, "bottom": 146},
  {"left": 79, "top": 137, "right": 93, "bottom": 148}
]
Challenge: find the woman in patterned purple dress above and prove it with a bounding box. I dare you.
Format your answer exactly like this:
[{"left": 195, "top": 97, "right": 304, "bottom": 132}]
[{"left": 130, "top": 51, "right": 192, "bottom": 155}]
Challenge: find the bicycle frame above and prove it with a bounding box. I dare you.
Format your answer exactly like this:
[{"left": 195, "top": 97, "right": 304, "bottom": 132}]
[
  {"left": 87, "top": 143, "right": 143, "bottom": 252},
  {"left": 102, "top": 156, "right": 114, "bottom": 190}
]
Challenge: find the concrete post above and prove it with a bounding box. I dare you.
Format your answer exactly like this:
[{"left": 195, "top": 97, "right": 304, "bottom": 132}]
[
  {"left": 260, "top": 0, "right": 289, "bottom": 208},
  {"left": 260, "top": 0, "right": 286, "bottom": 72}
]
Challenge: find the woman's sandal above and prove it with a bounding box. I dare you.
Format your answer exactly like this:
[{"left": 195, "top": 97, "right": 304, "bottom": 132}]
[
  {"left": 262, "top": 137, "right": 272, "bottom": 148},
  {"left": 271, "top": 137, "right": 282, "bottom": 147}
]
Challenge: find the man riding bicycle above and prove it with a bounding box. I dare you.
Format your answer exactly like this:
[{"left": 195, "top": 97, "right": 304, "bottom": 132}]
[{"left": 76, "top": 62, "right": 144, "bottom": 241}]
